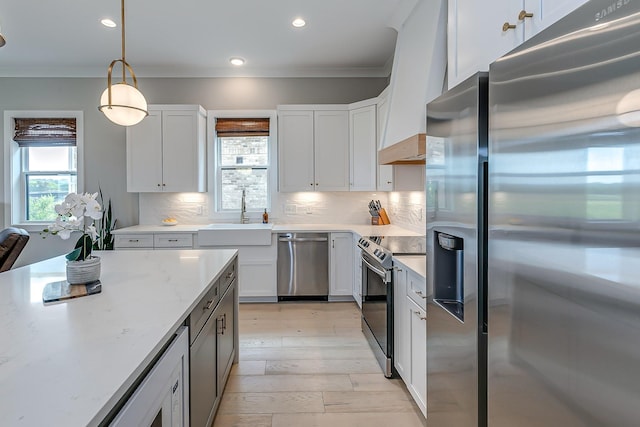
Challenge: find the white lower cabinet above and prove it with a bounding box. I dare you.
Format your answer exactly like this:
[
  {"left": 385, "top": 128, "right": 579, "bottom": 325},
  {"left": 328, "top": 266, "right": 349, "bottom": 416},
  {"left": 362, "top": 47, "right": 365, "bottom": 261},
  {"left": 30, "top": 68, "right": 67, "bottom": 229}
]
[
  {"left": 393, "top": 260, "right": 426, "bottom": 417},
  {"left": 393, "top": 264, "right": 410, "bottom": 380},
  {"left": 114, "top": 233, "right": 193, "bottom": 249},
  {"left": 330, "top": 232, "right": 354, "bottom": 298},
  {"left": 407, "top": 297, "right": 427, "bottom": 416},
  {"left": 353, "top": 234, "right": 362, "bottom": 308}
]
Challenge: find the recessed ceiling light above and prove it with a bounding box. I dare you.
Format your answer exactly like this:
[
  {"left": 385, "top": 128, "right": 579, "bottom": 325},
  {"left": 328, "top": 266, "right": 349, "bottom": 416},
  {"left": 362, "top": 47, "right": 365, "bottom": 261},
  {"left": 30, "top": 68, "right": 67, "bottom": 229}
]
[
  {"left": 230, "top": 57, "right": 245, "bottom": 66},
  {"left": 292, "top": 18, "right": 306, "bottom": 28},
  {"left": 101, "top": 18, "right": 117, "bottom": 28}
]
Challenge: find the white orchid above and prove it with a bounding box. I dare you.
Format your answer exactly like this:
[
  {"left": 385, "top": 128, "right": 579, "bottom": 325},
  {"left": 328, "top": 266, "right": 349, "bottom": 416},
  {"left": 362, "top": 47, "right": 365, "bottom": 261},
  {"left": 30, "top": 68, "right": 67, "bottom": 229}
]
[{"left": 43, "top": 192, "right": 104, "bottom": 261}]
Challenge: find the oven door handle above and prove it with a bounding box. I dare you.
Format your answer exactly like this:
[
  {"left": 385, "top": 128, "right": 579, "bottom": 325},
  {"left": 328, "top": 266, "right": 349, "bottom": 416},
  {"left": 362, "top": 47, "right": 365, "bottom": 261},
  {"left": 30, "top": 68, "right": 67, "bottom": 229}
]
[{"left": 361, "top": 256, "right": 389, "bottom": 282}]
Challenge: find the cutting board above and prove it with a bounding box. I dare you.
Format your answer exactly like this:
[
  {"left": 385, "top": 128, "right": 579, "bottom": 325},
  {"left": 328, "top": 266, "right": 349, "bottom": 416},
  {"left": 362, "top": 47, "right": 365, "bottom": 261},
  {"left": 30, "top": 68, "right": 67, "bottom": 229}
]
[{"left": 43, "top": 280, "right": 102, "bottom": 303}]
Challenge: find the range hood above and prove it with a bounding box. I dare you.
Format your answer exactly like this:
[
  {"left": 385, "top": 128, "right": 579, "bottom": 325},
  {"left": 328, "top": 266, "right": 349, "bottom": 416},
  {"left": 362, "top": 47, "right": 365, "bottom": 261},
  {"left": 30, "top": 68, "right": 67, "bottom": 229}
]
[{"left": 378, "top": 133, "right": 426, "bottom": 165}]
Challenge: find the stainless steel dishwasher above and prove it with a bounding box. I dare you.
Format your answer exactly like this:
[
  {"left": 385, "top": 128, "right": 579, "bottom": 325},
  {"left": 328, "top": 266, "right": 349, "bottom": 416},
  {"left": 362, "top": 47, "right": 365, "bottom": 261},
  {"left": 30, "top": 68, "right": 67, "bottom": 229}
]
[{"left": 277, "top": 232, "right": 329, "bottom": 301}]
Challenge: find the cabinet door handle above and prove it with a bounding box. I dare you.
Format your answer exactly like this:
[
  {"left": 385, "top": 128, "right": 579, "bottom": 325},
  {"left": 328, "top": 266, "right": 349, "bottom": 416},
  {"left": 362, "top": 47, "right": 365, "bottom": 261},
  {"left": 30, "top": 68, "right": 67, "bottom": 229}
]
[
  {"left": 128, "top": 239, "right": 139, "bottom": 242},
  {"left": 393, "top": 266, "right": 403, "bottom": 272},
  {"left": 502, "top": 22, "right": 516, "bottom": 32},
  {"left": 413, "top": 310, "right": 427, "bottom": 321},
  {"left": 157, "top": 183, "right": 161, "bottom": 187},
  {"left": 203, "top": 299, "right": 214, "bottom": 311},
  {"left": 168, "top": 239, "right": 178, "bottom": 242},
  {"left": 386, "top": 181, "right": 392, "bottom": 184},
  {"left": 218, "top": 313, "right": 227, "bottom": 335},
  {"left": 518, "top": 10, "right": 533, "bottom": 20},
  {"left": 414, "top": 290, "right": 427, "bottom": 299}
]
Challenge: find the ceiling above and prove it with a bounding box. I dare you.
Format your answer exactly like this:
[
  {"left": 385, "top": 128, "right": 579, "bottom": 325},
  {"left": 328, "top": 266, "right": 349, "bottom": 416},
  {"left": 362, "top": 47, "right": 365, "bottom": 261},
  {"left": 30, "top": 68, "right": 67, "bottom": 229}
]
[{"left": 0, "top": 0, "right": 413, "bottom": 78}]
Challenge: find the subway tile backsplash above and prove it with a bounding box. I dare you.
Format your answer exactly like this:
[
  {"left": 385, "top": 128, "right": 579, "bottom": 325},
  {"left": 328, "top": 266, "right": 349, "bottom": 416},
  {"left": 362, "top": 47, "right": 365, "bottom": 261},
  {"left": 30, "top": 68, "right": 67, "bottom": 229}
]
[{"left": 139, "top": 190, "right": 425, "bottom": 233}]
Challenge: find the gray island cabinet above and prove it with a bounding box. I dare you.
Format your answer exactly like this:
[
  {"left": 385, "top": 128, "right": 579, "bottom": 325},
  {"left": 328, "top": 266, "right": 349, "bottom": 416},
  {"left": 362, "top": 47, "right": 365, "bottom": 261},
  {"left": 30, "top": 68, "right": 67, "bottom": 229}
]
[
  {"left": 188, "top": 257, "right": 238, "bottom": 427},
  {"left": 0, "top": 249, "right": 238, "bottom": 427}
]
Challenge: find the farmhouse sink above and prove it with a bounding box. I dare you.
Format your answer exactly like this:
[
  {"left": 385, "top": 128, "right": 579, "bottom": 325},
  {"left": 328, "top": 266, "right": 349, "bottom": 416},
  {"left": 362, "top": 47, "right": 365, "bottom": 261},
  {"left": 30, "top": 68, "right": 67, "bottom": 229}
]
[{"left": 198, "top": 223, "right": 273, "bottom": 246}]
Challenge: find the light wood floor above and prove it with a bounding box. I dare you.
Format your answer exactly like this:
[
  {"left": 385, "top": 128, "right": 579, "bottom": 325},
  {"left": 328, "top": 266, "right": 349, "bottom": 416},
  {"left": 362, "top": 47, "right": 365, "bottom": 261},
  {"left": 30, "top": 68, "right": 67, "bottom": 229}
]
[{"left": 213, "top": 302, "right": 426, "bottom": 427}]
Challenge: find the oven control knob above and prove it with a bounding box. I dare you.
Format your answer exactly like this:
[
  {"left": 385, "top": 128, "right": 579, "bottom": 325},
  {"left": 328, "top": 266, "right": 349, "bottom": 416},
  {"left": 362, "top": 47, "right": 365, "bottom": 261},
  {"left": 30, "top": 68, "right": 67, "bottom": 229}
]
[{"left": 379, "top": 253, "right": 387, "bottom": 261}]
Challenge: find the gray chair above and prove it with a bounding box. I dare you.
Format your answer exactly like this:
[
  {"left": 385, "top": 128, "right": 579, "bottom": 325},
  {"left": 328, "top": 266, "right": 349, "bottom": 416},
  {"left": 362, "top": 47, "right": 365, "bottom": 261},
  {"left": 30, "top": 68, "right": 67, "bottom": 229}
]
[{"left": 0, "top": 227, "right": 29, "bottom": 272}]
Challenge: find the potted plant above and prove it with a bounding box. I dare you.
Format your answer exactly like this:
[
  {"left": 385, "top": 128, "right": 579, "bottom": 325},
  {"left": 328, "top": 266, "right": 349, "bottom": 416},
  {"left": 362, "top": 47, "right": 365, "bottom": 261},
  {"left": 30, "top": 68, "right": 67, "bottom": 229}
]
[{"left": 43, "top": 192, "right": 103, "bottom": 284}]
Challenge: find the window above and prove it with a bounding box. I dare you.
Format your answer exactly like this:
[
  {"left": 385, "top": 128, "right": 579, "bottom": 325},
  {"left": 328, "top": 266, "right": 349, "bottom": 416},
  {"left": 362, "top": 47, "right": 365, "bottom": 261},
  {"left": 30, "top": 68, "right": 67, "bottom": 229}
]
[
  {"left": 4, "top": 112, "right": 84, "bottom": 228},
  {"left": 214, "top": 116, "right": 272, "bottom": 212}
]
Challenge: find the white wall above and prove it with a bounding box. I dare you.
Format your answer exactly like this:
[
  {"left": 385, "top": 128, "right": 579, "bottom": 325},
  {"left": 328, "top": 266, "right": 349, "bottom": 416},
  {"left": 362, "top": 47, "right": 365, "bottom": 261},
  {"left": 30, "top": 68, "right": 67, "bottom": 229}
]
[{"left": 0, "top": 76, "right": 387, "bottom": 266}]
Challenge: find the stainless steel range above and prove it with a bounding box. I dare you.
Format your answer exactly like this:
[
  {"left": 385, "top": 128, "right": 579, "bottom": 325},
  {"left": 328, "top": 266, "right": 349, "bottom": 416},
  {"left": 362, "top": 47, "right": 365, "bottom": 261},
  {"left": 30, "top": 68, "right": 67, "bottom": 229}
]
[{"left": 357, "top": 235, "right": 426, "bottom": 377}]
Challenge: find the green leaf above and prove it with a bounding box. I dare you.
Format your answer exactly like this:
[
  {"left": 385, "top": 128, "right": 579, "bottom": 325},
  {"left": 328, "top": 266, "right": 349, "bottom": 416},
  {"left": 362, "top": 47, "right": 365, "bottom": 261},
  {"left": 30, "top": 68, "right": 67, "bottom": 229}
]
[
  {"left": 66, "top": 247, "right": 82, "bottom": 261},
  {"left": 74, "top": 234, "right": 93, "bottom": 261}
]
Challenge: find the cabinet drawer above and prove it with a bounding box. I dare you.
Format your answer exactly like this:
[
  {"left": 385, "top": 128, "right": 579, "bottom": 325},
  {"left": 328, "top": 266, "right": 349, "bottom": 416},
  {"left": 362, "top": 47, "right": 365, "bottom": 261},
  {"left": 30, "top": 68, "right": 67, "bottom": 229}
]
[
  {"left": 219, "top": 260, "right": 236, "bottom": 294},
  {"left": 188, "top": 281, "right": 220, "bottom": 345},
  {"left": 115, "top": 234, "right": 154, "bottom": 248},
  {"left": 406, "top": 269, "right": 427, "bottom": 311},
  {"left": 154, "top": 233, "right": 194, "bottom": 248}
]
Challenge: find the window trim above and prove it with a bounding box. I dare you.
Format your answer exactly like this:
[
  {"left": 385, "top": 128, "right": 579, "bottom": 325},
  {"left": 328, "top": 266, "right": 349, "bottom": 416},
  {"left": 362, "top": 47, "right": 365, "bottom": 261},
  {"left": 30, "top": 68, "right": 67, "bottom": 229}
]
[
  {"left": 207, "top": 110, "right": 277, "bottom": 222},
  {"left": 3, "top": 110, "right": 84, "bottom": 230}
]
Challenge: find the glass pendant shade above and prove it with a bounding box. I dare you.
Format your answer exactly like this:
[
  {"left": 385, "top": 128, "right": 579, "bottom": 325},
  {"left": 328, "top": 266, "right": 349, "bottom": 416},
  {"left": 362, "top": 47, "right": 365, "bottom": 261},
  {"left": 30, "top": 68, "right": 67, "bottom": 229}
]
[{"left": 99, "top": 83, "right": 147, "bottom": 126}]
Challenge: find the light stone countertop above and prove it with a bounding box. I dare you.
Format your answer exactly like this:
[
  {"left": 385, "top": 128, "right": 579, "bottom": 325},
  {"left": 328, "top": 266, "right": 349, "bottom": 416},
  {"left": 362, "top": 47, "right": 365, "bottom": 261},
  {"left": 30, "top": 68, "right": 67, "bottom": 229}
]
[
  {"left": 112, "top": 223, "right": 423, "bottom": 238},
  {"left": 0, "top": 249, "right": 238, "bottom": 427},
  {"left": 393, "top": 255, "right": 427, "bottom": 279}
]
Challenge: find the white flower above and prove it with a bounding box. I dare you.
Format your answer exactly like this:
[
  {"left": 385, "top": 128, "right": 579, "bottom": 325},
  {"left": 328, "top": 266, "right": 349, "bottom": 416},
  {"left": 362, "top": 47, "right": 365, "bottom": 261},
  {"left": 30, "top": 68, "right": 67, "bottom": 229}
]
[
  {"left": 84, "top": 198, "right": 103, "bottom": 220},
  {"left": 43, "top": 192, "right": 105, "bottom": 261},
  {"left": 85, "top": 225, "right": 98, "bottom": 241},
  {"left": 44, "top": 192, "right": 103, "bottom": 242}
]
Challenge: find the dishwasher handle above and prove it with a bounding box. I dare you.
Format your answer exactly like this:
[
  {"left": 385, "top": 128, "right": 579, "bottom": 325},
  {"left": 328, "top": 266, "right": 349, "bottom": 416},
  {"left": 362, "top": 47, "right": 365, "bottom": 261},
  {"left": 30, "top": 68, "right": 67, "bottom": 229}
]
[{"left": 278, "top": 237, "right": 328, "bottom": 242}]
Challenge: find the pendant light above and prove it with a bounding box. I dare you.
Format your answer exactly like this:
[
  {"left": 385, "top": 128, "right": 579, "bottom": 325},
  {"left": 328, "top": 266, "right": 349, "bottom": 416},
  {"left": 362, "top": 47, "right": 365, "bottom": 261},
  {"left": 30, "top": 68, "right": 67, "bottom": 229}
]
[{"left": 98, "top": 0, "right": 148, "bottom": 126}]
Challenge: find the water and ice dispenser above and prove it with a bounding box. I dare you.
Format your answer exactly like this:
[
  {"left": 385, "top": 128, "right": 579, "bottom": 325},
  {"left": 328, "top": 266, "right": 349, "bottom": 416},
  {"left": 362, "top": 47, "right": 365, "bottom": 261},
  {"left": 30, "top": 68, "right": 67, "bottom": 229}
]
[{"left": 434, "top": 231, "right": 465, "bottom": 322}]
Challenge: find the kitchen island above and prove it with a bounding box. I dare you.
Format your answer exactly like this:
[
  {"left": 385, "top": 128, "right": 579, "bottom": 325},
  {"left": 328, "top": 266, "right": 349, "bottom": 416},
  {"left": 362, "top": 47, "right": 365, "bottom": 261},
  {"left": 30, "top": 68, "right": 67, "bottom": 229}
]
[{"left": 0, "top": 249, "right": 238, "bottom": 426}]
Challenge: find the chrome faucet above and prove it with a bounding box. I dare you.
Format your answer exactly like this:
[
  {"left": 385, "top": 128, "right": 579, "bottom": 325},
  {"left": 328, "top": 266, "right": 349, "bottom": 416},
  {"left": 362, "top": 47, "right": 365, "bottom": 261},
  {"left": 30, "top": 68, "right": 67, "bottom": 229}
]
[{"left": 240, "top": 189, "right": 249, "bottom": 223}]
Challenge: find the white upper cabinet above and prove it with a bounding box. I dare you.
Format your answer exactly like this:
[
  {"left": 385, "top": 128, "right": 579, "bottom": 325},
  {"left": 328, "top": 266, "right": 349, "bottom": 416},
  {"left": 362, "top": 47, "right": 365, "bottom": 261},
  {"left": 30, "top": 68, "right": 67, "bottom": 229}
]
[
  {"left": 314, "top": 110, "right": 350, "bottom": 191},
  {"left": 522, "top": 0, "right": 589, "bottom": 40},
  {"left": 126, "top": 105, "right": 206, "bottom": 192},
  {"left": 349, "top": 103, "right": 377, "bottom": 191},
  {"left": 127, "top": 110, "right": 163, "bottom": 192},
  {"left": 277, "top": 110, "right": 315, "bottom": 192},
  {"left": 278, "top": 107, "right": 349, "bottom": 192},
  {"left": 448, "top": 0, "right": 588, "bottom": 89}
]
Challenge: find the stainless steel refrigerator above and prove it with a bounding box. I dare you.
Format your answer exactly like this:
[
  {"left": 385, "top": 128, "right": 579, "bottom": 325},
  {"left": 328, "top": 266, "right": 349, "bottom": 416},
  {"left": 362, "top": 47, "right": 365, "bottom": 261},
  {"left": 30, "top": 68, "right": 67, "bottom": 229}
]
[
  {"left": 488, "top": 0, "right": 640, "bottom": 425},
  {"left": 425, "top": 72, "right": 489, "bottom": 427}
]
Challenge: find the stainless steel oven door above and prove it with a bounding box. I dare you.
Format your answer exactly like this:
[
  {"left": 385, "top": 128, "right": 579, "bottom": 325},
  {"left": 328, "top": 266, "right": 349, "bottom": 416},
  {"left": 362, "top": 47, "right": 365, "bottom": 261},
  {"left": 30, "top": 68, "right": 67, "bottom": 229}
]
[{"left": 361, "top": 251, "right": 393, "bottom": 377}]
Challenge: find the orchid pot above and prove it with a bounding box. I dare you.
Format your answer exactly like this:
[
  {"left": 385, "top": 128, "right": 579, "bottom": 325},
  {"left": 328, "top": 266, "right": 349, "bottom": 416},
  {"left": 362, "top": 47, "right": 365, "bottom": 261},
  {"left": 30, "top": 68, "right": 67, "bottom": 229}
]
[{"left": 43, "top": 192, "right": 104, "bottom": 284}]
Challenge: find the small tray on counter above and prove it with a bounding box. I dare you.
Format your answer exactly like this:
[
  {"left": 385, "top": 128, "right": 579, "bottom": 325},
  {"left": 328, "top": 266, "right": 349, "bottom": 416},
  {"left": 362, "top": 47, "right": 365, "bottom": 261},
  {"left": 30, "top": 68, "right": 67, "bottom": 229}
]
[{"left": 43, "top": 280, "right": 102, "bottom": 303}]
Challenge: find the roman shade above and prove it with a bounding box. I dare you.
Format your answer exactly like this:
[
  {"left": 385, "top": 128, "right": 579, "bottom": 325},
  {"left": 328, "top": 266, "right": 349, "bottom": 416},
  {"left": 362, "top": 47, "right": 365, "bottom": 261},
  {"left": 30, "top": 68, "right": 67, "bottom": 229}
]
[
  {"left": 215, "top": 118, "right": 269, "bottom": 137},
  {"left": 13, "top": 118, "right": 77, "bottom": 147}
]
